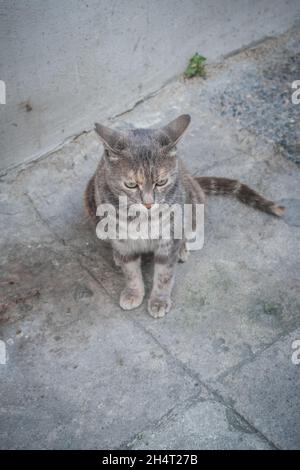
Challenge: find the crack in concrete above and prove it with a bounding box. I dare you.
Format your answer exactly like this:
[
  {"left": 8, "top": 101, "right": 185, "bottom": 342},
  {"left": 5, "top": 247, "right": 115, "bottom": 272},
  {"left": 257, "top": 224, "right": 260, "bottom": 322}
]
[
  {"left": 123, "top": 315, "right": 279, "bottom": 450},
  {"left": 17, "top": 195, "right": 286, "bottom": 448},
  {"left": 118, "top": 391, "right": 205, "bottom": 450},
  {"left": 217, "top": 327, "right": 300, "bottom": 384},
  {"left": 4, "top": 24, "right": 299, "bottom": 448},
  {"left": 25, "top": 192, "right": 66, "bottom": 246},
  {"left": 76, "top": 258, "right": 118, "bottom": 306}
]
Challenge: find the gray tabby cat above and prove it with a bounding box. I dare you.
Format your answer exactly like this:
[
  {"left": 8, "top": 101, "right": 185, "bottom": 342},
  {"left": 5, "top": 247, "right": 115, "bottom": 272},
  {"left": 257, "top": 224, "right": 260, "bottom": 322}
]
[{"left": 85, "top": 114, "right": 284, "bottom": 318}]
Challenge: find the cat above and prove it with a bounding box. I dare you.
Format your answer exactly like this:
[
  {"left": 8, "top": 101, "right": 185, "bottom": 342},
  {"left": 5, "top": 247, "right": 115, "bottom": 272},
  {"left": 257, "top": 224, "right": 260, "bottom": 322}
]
[{"left": 84, "top": 114, "right": 284, "bottom": 318}]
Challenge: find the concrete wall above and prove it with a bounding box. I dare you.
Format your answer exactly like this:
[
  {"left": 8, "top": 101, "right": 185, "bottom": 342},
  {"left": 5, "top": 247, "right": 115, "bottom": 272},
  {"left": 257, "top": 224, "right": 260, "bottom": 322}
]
[{"left": 1, "top": 0, "right": 300, "bottom": 171}]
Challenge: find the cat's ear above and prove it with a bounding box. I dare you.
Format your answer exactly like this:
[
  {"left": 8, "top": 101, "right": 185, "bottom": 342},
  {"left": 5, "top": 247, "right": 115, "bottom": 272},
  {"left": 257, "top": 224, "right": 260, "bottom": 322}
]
[
  {"left": 95, "top": 123, "right": 127, "bottom": 155},
  {"left": 160, "top": 114, "right": 191, "bottom": 150}
]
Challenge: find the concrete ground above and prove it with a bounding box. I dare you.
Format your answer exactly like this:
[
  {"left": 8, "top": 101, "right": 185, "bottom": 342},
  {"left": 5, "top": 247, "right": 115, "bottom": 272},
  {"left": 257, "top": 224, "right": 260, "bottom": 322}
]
[{"left": 0, "top": 25, "right": 300, "bottom": 449}]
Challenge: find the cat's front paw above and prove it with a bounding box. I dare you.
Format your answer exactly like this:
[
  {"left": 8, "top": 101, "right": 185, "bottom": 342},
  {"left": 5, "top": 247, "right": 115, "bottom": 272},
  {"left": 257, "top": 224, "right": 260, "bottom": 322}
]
[
  {"left": 148, "top": 296, "right": 171, "bottom": 318},
  {"left": 120, "top": 287, "right": 144, "bottom": 310}
]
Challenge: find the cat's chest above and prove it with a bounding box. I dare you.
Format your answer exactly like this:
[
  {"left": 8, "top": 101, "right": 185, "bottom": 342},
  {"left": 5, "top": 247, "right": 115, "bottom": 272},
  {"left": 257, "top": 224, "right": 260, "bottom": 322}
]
[
  {"left": 112, "top": 207, "right": 176, "bottom": 254},
  {"left": 113, "top": 238, "right": 158, "bottom": 255},
  {"left": 115, "top": 215, "right": 160, "bottom": 252}
]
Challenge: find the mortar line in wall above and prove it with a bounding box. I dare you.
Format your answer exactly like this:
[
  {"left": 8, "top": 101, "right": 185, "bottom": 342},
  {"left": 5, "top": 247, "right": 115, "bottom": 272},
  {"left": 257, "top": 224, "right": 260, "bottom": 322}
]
[
  {"left": 3, "top": 19, "right": 300, "bottom": 179},
  {"left": 0, "top": 77, "right": 176, "bottom": 179},
  {"left": 109, "top": 76, "right": 176, "bottom": 120}
]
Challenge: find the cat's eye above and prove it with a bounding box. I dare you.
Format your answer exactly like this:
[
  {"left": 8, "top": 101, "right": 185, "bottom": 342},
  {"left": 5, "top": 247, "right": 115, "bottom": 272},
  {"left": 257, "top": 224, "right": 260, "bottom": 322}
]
[
  {"left": 125, "top": 181, "right": 138, "bottom": 189},
  {"left": 156, "top": 178, "right": 168, "bottom": 187}
]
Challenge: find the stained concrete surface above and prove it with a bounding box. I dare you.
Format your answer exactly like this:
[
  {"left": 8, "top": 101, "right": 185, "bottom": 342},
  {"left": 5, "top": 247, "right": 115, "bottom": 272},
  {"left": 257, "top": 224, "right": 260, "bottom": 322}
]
[{"left": 0, "top": 26, "right": 300, "bottom": 449}]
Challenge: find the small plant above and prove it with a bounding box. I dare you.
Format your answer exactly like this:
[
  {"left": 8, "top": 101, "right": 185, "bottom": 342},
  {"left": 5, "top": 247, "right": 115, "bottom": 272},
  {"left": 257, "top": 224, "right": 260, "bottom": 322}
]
[{"left": 184, "top": 53, "right": 207, "bottom": 78}]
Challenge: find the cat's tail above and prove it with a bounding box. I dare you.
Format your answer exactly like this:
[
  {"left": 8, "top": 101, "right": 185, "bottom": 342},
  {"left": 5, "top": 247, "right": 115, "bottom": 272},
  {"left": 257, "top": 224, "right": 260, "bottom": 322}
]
[
  {"left": 195, "top": 176, "right": 285, "bottom": 217},
  {"left": 84, "top": 175, "right": 98, "bottom": 224}
]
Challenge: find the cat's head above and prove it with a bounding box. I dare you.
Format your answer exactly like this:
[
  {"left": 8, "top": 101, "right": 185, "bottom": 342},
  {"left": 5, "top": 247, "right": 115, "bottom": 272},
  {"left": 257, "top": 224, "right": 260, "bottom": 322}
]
[{"left": 94, "top": 114, "right": 190, "bottom": 207}]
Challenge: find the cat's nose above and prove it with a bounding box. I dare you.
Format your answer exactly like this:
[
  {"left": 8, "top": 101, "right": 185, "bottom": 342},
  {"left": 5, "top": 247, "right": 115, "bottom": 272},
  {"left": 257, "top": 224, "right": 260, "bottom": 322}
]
[{"left": 143, "top": 203, "right": 153, "bottom": 209}]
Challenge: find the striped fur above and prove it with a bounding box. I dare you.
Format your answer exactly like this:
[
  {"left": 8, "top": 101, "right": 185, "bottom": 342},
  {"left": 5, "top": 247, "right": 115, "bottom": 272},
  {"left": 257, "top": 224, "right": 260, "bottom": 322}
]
[
  {"left": 84, "top": 114, "right": 285, "bottom": 318},
  {"left": 85, "top": 174, "right": 285, "bottom": 221},
  {"left": 84, "top": 175, "right": 98, "bottom": 223},
  {"left": 195, "top": 177, "right": 285, "bottom": 217}
]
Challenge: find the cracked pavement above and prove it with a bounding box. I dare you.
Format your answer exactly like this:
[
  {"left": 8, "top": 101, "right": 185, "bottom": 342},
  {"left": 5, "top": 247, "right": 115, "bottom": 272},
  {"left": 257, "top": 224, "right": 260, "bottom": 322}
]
[{"left": 0, "top": 25, "right": 300, "bottom": 449}]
